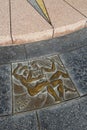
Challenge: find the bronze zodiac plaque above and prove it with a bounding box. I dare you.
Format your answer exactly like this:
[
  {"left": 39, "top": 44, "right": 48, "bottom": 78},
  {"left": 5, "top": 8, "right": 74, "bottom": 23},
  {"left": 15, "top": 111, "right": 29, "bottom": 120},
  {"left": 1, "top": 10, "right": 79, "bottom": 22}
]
[{"left": 12, "top": 55, "right": 79, "bottom": 113}]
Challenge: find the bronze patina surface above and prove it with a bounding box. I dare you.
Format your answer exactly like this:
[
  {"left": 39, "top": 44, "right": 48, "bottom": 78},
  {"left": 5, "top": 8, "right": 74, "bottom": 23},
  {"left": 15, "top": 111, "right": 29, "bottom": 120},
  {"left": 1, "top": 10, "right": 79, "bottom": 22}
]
[{"left": 12, "top": 55, "right": 78, "bottom": 113}]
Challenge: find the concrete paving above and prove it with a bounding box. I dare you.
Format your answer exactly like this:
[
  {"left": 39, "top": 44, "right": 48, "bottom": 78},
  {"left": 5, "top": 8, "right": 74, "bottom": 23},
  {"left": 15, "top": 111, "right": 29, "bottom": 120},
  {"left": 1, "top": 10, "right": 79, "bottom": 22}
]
[
  {"left": 0, "top": 28, "right": 87, "bottom": 129},
  {"left": 0, "top": 0, "right": 87, "bottom": 45},
  {"left": 0, "top": 1, "right": 87, "bottom": 130},
  {"left": 0, "top": 0, "right": 12, "bottom": 45}
]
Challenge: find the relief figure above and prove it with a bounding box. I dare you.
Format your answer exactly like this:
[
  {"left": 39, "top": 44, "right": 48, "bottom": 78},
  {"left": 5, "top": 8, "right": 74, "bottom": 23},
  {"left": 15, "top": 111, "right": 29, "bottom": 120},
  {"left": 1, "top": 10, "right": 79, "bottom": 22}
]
[{"left": 13, "top": 58, "right": 75, "bottom": 101}]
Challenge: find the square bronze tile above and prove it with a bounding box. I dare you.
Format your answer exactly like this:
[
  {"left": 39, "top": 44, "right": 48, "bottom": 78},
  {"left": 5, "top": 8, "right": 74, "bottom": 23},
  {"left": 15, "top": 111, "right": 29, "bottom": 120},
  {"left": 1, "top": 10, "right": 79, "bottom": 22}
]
[{"left": 12, "top": 55, "right": 79, "bottom": 113}]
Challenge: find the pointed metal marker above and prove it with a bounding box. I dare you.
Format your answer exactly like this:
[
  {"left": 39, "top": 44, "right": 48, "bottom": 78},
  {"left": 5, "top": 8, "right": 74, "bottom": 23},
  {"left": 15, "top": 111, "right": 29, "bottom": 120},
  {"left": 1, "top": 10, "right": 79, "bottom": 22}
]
[
  {"left": 27, "top": 0, "right": 51, "bottom": 24},
  {"left": 36, "top": 0, "right": 50, "bottom": 21}
]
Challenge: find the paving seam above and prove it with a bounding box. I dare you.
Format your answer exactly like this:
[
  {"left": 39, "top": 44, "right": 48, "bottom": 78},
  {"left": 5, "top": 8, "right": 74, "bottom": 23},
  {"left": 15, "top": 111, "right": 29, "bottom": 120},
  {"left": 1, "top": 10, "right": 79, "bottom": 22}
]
[
  {"left": 58, "top": 55, "right": 80, "bottom": 96},
  {"left": 11, "top": 63, "right": 14, "bottom": 115},
  {"left": 0, "top": 96, "right": 80, "bottom": 118},
  {"left": 36, "top": 94, "right": 87, "bottom": 113},
  {"left": 63, "top": 0, "right": 87, "bottom": 19},
  {"left": 25, "top": 41, "right": 87, "bottom": 60},
  {"left": 58, "top": 42, "right": 87, "bottom": 54},
  {"left": 1, "top": 94, "right": 87, "bottom": 118},
  {"left": 9, "top": 95, "right": 80, "bottom": 117},
  {"left": 59, "top": 50, "right": 87, "bottom": 97},
  {"left": 36, "top": 111, "right": 41, "bottom": 130},
  {"left": 0, "top": 43, "right": 86, "bottom": 66},
  {"left": 52, "top": 25, "right": 55, "bottom": 38},
  {"left": 9, "top": 0, "right": 13, "bottom": 44},
  {"left": 0, "top": 94, "right": 87, "bottom": 118}
]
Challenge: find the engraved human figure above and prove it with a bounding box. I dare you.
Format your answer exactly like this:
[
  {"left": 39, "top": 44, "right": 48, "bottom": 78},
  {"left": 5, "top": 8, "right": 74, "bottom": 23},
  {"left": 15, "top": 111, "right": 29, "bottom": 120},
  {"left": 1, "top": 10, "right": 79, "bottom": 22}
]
[
  {"left": 30, "top": 59, "right": 69, "bottom": 99},
  {"left": 13, "top": 59, "right": 75, "bottom": 101},
  {"left": 13, "top": 62, "right": 60, "bottom": 101}
]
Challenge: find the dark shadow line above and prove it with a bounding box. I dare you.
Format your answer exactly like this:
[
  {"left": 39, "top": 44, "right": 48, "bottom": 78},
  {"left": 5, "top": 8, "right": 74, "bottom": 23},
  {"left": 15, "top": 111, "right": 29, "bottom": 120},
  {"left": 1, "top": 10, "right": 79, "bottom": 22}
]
[
  {"left": 9, "top": 0, "right": 14, "bottom": 44},
  {"left": 36, "top": 111, "right": 41, "bottom": 130},
  {"left": 64, "top": 0, "right": 87, "bottom": 18}
]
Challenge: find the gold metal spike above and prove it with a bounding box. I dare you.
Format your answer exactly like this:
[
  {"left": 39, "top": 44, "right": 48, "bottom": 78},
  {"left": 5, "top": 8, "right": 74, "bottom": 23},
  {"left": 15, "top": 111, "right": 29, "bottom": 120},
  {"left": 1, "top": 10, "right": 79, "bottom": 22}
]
[{"left": 36, "top": 0, "right": 51, "bottom": 23}]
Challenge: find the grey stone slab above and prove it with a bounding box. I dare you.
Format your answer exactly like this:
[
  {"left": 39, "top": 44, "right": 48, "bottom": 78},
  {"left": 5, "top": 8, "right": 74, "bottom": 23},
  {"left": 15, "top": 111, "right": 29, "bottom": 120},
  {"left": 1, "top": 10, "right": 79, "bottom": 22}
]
[
  {"left": 25, "top": 41, "right": 56, "bottom": 59},
  {"left": 0, "top": 111, "right": 38, "bottom": 130},
  {"left": 25, "top": 28, "right": 87, "bottom": 59},
  {"left": 0, "top": 64, "right": 12, "bottom": 116},
  {"left": 60, "top": 45, "right": 87, "bottom": 96},
  {"left": 38, "top": 96, "right": 87, "bottom": 130},
  {"left": 0, "top": 45, "right": 26, "bottom": 64}
]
